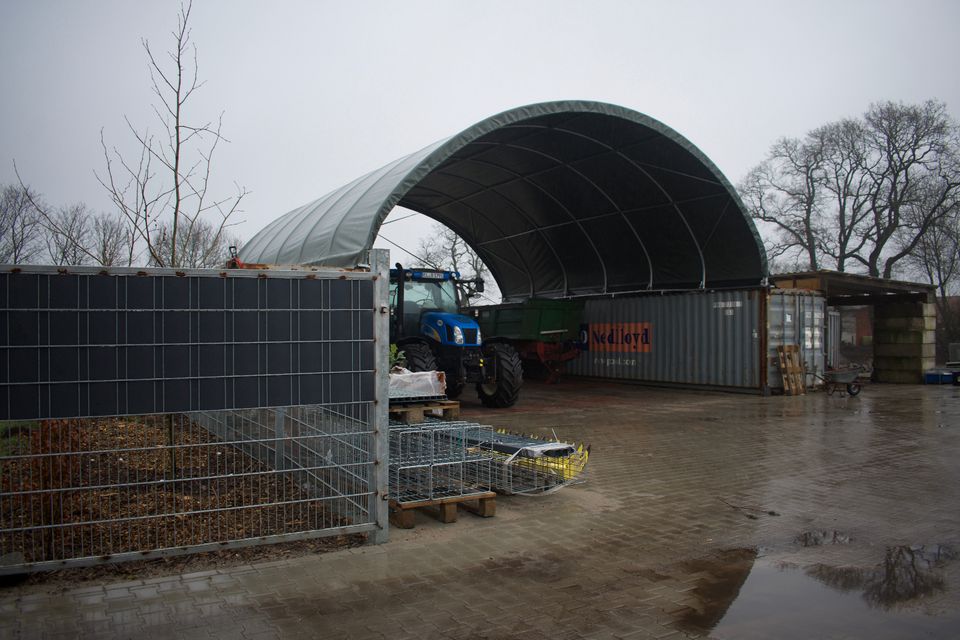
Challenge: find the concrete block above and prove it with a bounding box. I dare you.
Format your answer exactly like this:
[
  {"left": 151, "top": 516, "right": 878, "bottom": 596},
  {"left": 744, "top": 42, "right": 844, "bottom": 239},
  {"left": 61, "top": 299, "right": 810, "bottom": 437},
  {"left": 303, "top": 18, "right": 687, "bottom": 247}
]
[
  {"left": 873, "top": 343, "right": 936, "bottom": 358},
  {"left": 874, "top": 302, "right": 936, "bottom": 319},
  {"left": 874, "top": 355, "right": 936, "bottom": 372},
  {"left": 874, "top": 314, "right": 937, "bottom": 330},
  {"left": 874, "top": 329, "right": 935, "bottom": 345},
  {"left": 874, "top": 369, "right": 924, "bottom": 384},
  {"left": 874, "top": 316, "right": 937, "bottom": 331}
]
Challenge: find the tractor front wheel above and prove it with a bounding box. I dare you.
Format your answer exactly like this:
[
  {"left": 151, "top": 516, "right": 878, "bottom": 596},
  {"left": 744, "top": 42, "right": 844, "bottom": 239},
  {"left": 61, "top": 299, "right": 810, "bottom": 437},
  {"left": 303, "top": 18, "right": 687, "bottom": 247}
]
[
  {"left": 402, "top": 342, "right": 438, "bottom": 373},
  {"left": 477, "top": 343, "right": 523, "bottom": 408}
]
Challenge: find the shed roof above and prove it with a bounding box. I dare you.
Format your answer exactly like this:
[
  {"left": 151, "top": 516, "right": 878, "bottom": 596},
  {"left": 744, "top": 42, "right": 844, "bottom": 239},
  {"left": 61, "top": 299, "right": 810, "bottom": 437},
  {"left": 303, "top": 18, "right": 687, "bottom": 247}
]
[
  {"left": 772, "top": 270, "right": 935, "bottom": 305},
  {"left": 240, "top": 101, "right": 768, "bottom": 300}
]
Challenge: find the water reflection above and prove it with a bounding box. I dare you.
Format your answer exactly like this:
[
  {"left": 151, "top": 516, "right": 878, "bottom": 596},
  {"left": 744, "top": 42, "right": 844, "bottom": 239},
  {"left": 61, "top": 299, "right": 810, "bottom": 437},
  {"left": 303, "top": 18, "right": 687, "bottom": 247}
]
[
  {"left": 675, "top": 545, "right": 958, "bottom": 639},
  {"left": 795, "top": 530, "right": 850, "bottom": 546},
  {"left": 675, "top": 548, "right": 757, "bottom": 634},
  {"left": 807, "top": 544, "right": 954, "bottom": 609}
]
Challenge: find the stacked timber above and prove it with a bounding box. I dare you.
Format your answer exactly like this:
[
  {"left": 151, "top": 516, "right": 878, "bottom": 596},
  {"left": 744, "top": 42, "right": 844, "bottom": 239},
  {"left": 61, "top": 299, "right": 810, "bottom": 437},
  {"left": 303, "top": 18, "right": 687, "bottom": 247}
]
[{"left": 873, "top": 302, "right": 936, "bottom": 384}]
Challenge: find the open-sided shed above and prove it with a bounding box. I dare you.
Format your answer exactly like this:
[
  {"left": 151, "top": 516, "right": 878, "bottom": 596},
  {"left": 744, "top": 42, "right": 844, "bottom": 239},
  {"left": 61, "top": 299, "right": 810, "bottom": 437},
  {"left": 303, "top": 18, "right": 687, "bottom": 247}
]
[
  {"left": 773, "top": 271, "right": 937, "bottom": 383},
  {"left": 242, "top": 101, "right": 784, "bottom": 391},
  {"left": 240, "top": 101, "right": 768, "bottom": 300}
]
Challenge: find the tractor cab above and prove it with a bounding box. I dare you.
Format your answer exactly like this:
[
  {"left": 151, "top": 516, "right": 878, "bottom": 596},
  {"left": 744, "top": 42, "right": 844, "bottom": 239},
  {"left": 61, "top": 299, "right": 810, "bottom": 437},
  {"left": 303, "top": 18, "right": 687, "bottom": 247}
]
[
  {"left": 389, "top": 269, "right": 477, "bottom": 344},
  {"left": 389, "top": 265, "right": 522, "bottom": 407}
]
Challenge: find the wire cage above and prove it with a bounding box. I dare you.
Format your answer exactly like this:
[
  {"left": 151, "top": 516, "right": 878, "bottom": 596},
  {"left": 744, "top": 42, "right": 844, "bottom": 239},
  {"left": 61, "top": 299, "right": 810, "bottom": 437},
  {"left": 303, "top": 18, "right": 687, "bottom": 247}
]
[
  {"left": 0, "top": 403, "right": 378, "bottom": 573},
  {"left": 388, "top": 419, "right": 492, "bottom": 504},
  {"left": 472, "top": 430, "right": 590, "bottom": 496}
]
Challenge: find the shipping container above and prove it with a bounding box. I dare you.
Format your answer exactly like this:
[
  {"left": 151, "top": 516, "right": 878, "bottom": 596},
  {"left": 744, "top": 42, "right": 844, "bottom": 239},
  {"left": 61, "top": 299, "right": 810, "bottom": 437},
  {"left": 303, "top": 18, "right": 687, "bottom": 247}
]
[
  {"left": 564, "top": 288, "right": 826, "bottom": 392},
  {"left": 827, "top": 308, "right": 841, "bottom": 368},
  {"left": 766, "top": 290, "right": 825, "bottom": 390},
  {"left": 566, "top": 289, "right": 762, "bottom": 389}
]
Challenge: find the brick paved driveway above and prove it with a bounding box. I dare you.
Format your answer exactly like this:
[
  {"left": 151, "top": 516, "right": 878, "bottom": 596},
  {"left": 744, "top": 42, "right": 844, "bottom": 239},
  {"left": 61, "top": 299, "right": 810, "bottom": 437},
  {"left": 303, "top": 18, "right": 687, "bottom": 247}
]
[{"left": 2, "top": 382, "right": 959, "bottom": 639}]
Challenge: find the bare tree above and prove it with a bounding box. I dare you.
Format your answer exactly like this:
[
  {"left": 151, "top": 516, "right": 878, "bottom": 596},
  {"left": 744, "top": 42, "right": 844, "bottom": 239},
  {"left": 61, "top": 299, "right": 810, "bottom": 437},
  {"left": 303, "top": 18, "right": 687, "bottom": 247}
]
[
  {"left": 738, "top": 136, "right": 826, "bottom": 270},
  {"left": 900, "top": 188, "right": 960, "bottom": 359},
  {"left": 96, "top": 1, "right": 246, "bottom": 269},
  {"left": 741, "top": 100, "right": 960, "bottom": 277},
  {"left": 415, "top": 222, "right": 498, "bottom": 303},
  {"left": 860, "top": 100, "right": 960, "bottom": 278},
  {"left": 151, "top": 216, "right": 238, "bottom": 268},
  {"left": 0, "top": 184, "right": 43, "bottom": 264},
  {"left": 818, "top": 119, "right": 875, "bottom": 272},
  {"left": 90, "top": 212, "right": 137, "bottom": 266},
  {"left": 44, "top": 203, "right": 92, "bottom": 266}
]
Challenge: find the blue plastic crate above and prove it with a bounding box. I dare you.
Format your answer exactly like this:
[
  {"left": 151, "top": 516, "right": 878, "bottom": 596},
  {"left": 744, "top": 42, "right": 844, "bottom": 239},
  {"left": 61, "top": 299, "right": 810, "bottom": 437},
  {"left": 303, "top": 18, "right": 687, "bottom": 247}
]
[{"left": 924, "top": 370, "right": 954, "bottom": 384}]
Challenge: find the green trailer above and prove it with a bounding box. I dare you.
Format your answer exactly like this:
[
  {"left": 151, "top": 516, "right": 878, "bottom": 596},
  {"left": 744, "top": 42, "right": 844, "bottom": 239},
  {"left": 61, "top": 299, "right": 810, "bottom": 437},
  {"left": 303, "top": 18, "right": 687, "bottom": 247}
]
[{"left": 469, "top": 299, "right": 584, "bottom": 382}]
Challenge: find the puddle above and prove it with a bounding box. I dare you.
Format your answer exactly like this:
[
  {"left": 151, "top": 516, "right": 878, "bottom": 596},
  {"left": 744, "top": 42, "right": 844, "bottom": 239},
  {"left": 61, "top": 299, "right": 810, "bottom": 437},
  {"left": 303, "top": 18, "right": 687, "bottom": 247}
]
[
  {"left": 676, "top": 546, "right": 960, "bottom": 639},
  {"left": 675, "top": 549, "right": 757, "bottom": 634},
  {"left": 807, "top": 544, "right": 954, "bottom": 609},
  {"left": 795, "top": 530, "right": 851, "bottom": 546}
]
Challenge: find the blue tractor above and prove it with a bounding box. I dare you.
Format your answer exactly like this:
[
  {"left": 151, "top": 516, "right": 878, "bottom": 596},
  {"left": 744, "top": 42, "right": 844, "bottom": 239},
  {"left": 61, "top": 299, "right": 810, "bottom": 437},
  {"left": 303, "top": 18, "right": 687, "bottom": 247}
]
[{"left": 390, "top": 265, "right": 523, "bottom": 407}]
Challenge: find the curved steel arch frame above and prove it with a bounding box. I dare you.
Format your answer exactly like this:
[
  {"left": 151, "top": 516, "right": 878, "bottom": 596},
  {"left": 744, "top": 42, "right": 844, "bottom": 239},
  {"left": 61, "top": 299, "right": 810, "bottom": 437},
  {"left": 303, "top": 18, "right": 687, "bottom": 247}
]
[{"left": 240, "top": 101, "right": 768, "bottom": 299}]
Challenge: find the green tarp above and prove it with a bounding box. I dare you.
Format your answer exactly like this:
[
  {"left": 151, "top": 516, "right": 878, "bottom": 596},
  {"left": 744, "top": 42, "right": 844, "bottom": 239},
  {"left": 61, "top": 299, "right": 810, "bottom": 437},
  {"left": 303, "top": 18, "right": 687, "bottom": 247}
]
[{"left": 240, "top": 101, "right": 767, "bottom": 301}]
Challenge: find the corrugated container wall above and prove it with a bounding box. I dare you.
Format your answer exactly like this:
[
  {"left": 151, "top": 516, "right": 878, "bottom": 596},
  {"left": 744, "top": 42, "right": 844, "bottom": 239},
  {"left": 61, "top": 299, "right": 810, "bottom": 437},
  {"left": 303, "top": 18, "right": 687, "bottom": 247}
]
[
  {"left": 827, "top": 308, "right": 841, "bottom": 368},
  {"left": 766, "top": 290, "right": 826, "bottom": 389},
  {"left": 566, "top": 290, "right": 761, "bottom": 388}
]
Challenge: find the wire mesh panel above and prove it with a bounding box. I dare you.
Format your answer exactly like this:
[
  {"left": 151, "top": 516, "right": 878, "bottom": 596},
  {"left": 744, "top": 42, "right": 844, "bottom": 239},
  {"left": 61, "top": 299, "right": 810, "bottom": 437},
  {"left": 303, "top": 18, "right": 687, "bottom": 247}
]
[
  {"left": 0, "top": 265, "right": 375, "bottom": 420},
  {"left": 388, "top": 419, "right": 492, "bottom": 504},
  {"left": 0, "top": 405, "right": 377, "bottom": 572},
  {"left": 0, "top": 254, "right": 390, "bottom": 573}
]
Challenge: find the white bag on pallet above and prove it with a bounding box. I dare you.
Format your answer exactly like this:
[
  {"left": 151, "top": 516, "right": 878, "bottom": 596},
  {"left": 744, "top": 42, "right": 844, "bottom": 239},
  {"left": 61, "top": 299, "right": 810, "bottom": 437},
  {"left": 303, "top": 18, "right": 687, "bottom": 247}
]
[{"left": 388, "top": 367, "right": 447, "bottom": 398}]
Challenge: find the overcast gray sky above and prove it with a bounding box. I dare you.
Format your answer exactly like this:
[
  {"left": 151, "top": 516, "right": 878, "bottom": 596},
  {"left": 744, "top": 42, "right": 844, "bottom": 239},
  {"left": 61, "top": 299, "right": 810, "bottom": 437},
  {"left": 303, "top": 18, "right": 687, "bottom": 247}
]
[{"left": 3, "top": 0, "right": 960, "bottom": 270}]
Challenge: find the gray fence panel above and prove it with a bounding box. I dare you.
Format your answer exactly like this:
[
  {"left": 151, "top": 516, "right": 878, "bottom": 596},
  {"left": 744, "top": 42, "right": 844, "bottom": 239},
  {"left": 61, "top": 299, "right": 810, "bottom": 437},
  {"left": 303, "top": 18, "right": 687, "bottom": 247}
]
[{"left": 0, "top": 266, "right": 375, "bottom": 420}]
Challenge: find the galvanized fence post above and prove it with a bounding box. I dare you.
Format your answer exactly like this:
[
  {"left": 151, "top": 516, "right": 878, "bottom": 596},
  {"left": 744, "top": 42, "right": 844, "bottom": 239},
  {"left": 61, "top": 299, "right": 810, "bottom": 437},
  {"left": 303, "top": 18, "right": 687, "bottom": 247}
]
[{"left": 369, "top": 249, "right": 390, "bottom": 544}]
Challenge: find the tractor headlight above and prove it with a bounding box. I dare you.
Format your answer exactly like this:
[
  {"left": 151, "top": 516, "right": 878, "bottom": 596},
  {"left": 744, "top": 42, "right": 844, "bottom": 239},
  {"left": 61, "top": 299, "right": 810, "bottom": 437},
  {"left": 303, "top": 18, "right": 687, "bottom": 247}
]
[
  {"left": 453, "top": 325, "right": 464, "bottom": 345},
  {"left": 476, "top": 328, "right": 482, "bottom": 344}
]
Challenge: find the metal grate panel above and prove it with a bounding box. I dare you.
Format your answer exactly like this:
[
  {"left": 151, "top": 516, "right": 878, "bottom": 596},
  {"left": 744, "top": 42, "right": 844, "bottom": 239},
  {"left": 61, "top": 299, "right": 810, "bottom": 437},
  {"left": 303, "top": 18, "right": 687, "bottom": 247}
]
[{"left": 0, "top": 404, "right": 378, "bottom": 573}]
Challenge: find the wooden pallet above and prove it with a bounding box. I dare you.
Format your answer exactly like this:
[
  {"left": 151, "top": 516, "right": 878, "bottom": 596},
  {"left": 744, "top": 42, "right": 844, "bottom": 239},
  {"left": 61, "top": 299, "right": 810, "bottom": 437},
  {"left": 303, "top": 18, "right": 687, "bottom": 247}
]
[
  {"left": 389, "top": 400, "right": 460, "bottom": 424},
  {"left": 777, "top": 345, "right": 806, "bottom": 395},
  {"left": 389, "top": 492, "right": 496, "bottom": 529}
]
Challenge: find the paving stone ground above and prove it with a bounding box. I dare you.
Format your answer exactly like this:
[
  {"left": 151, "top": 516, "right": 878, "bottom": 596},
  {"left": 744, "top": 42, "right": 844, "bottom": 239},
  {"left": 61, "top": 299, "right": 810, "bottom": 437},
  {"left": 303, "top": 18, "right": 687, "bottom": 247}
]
[{"left": 2, "top": 381, "right": 959, "bottom": 639}]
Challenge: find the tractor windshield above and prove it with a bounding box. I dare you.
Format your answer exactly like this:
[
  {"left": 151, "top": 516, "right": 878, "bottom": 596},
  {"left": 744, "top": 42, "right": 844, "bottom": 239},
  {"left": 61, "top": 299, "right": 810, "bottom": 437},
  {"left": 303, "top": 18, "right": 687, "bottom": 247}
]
[
  {"left": 390, "top": 277, "right": 460, "bottom": 336},
  {"left": 391, "top": 279, "right": 459, "bottom": 313}
]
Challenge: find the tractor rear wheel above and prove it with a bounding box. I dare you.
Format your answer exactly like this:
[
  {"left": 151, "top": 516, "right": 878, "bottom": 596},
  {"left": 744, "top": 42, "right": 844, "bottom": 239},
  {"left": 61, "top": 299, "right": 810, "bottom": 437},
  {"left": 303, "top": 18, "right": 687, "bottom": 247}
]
[{"left": 477, "top": 343, "right": 523, "bottom": 408}]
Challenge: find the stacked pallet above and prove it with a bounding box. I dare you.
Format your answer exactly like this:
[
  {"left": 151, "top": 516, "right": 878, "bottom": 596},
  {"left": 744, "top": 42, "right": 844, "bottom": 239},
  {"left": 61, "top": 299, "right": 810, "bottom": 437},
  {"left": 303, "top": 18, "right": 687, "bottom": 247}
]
[{"left": 776, "top": 345, "right": 806, "bottom": 395}]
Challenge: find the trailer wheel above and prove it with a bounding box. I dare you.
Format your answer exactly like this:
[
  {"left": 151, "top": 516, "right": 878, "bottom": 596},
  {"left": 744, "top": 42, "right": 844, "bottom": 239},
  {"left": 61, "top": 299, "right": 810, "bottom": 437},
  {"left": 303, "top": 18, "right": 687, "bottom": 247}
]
[
  {"left": 445, "top": 383, "right": 464, "bottom": 399},
  {"left": 402, "top": 342, "right": 438, "bottom": 373},
  {"left": 477, "top": 343, "right": 523, "bottom": 408}
]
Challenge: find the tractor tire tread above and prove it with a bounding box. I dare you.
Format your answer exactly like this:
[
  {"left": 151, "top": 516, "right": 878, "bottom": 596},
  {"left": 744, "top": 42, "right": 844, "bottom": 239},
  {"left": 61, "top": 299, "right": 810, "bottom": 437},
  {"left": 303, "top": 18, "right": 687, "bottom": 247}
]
[
  {"left": 402, "top": 342, "right": 438, "bottom": 373},
  {"left": 477, "top": 343, "right": 523, "bottom": 408}
]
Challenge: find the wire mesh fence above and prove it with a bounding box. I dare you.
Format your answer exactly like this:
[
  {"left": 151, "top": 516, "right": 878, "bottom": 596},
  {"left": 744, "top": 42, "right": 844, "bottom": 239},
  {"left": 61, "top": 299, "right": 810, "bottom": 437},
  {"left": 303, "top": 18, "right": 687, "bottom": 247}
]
[
  {"left": 0, "top": 254, "right": 391, "bottom": 573},
  {"left": 0, "top": 403, "right": 378, "bottom": 573}
]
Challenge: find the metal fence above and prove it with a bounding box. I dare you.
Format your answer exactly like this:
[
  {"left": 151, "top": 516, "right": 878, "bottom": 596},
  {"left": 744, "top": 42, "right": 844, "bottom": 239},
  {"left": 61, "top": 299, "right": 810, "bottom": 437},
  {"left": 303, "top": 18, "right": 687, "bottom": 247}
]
[
  {"left": 0, "top": 252, "right": 389, "bottom": 574},
  {"left": 1, "top": 404, "right": 377, "bottom": 572}
]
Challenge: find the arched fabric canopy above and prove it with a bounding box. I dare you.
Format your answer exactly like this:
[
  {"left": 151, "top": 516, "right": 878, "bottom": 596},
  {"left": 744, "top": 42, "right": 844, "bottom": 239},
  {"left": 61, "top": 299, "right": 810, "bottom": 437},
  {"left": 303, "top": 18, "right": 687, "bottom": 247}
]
[{"left": 241, "top": 101, "right": 768, "bottom": 301}]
